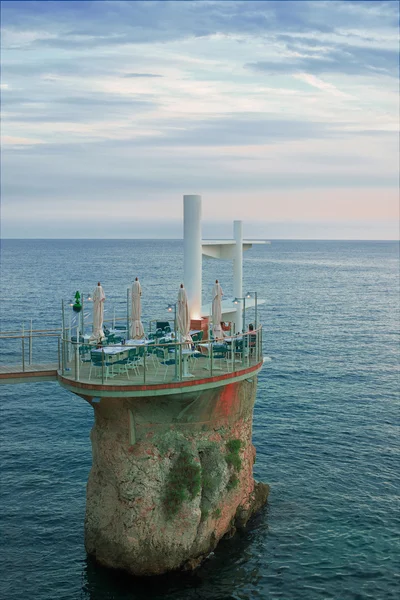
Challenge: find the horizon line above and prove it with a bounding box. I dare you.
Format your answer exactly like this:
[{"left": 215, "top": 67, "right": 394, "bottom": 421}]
[{"left": 1, "top": 238, "right": 399, "bottom": 242}]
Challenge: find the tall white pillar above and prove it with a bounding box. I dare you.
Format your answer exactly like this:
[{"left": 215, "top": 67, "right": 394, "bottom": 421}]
[
  {"left": 183, "top": 195, "right": 202, "bottom": 320},
  {"left": 233, "top": 220, "right": 243, "bottom": 333}
]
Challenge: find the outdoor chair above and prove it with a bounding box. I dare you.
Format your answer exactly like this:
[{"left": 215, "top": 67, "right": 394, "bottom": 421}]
[
  {"left": 113, "top": 357, "right": 130, "bottom": 379},
  {"left": 191, "top": 331, "right": 204, "bottom": 343},
  {"left": 89, "top": 352, "right": 115, "bottom": 380},
  {"left": 79, "top": 344, "right": 92, "bottom": 364},
  {"left": 71, "top": 335, "right": 84, "bottom": 343},
  {"left": 189, "top": 350, "right": 207, "bottom": 370},
  {"left": 156, "top": 321, "right": 170, "bottom": 333},
  {"left": 209, "top": 343, "right": 229, "bottom": 371},
  {"left": 126, "top": 348, "right": 141, "bottom": 376},
  {"left": 159, "top": 358, "right": 178, "bottom": 381}
]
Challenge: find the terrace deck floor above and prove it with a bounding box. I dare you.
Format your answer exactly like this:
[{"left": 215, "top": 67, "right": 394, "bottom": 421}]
[{"left": 60, "top": 354, "right": 257, "bottom": 387}]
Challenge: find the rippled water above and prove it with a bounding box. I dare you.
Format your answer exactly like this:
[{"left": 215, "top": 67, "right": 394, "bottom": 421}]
[{"left": 1, "top": 240, "right": 399, "bottom": 600}]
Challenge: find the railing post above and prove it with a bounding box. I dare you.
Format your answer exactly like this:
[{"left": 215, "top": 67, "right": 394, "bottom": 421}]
[
  {"left": 61, "top": 337, "right": 65, "bottom": 375},
  {"left": 179, "top": 343, "right": 182, "bottom": 381},
  {"left": 58, "top": 336, "right": 61, "bottom": 369},
  {"left": 101, "top": 349, "right": 105, "bottom": 384},
  {"left": 22, "top": 337, "right": 25, "bottom": 372},
  {"left": 143, "top": 349, "right": 146, "bottom": 385},
  {"left": 210, "top": 343, "right": 213, "bottom": 377},
  {"left": 75, "top": 341, "right": 79, "bottom": 381},
  {"left": 173, "top": 343, "right": 178, "bottom": 382},
  {"left": 29, "top": 319, "right": 33, "bottom": 365}
]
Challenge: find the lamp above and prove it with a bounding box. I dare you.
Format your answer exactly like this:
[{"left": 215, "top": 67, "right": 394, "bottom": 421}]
[
  {"left": 72, "top": 291, "right": 82, "bottom": 313},
  {"left": 245, "top": 290, "right": 258, "bottom": 328},
  {"left": 232, "top": 296, "right": 246, "bottom": 333}
]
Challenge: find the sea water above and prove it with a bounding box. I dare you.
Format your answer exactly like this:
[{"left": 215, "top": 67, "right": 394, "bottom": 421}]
[{"left": 0, "top": 240, "right": 399, "bottom": 600}]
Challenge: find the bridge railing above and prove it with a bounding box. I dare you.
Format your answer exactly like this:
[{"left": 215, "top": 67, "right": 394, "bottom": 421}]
[{"left": 0, "top": 331, "right": 61, "bottom": 371}]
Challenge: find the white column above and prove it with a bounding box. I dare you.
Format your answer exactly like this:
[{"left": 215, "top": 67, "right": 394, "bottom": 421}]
[
  {"left": 183, "top": 195, "right": 202, "bottom": 320},
  {"left": 233, "top": 220, "right": 243, "bottom": 333}
]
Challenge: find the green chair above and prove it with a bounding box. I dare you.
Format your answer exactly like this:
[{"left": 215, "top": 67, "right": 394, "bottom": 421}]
[{"left": 89, "top": 352, "right": 114, "bottom": 380}]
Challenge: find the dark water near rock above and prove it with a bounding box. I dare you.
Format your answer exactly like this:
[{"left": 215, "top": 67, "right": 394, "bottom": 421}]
[{"left": 0, "top": 239, "right": 399, "bottom": 600}]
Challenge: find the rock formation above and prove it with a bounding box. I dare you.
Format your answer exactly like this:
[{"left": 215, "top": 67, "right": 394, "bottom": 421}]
[{"left": 84, "top": 377, "right": 269, "bottom": 576}]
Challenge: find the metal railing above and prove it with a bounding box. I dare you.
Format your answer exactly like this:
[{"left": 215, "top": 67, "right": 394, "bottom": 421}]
[
  {"left": 59, "top": 326, "right": 263, "bottom": 386},
  {"left": 0, "top": 325, "right": 263, "bottom": 385},
  {"left": 0, "top": 331, "right": 61, "bottom": 372}
]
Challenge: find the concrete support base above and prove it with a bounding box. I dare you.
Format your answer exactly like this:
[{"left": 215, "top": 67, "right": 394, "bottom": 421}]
[{"left": 84, "top": 378, "right": 269, "bottom": 576}]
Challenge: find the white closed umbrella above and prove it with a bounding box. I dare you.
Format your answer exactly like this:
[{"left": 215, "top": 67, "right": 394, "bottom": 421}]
[
  {"left": 130, "top": 277, "right": 144, "bottom": 339},
  {"left": 212, "top": 279, "right": 224, "bottom": 340},
  {"left": 90, "top": 282, "right": 106, "bottom": 343},
  {"left": 177, "top": 284, "right": 192, "bottom": 346}
]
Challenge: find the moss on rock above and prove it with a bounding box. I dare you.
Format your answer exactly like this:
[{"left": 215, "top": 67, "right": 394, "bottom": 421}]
[{"left": 163, "top": 450, "right": 201, "bottom": 519}]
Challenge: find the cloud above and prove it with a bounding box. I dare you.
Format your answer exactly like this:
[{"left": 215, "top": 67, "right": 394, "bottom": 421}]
[
  {"left": 246, "top": 44, "right": 398, "bottom": 78},
  {"left": 292, "top": 73, "right": 351, "bottom": 97},
  {"left": 1, "top": 0, "right": 398, "bottom": 238},
  {"left": 122, "top": 73, "right": 163, "bottom": 78}
]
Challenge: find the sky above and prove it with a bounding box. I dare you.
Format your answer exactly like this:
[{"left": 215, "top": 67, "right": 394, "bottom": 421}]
[{"left": 1, "top": 0, "right": 399, "bottom": 239}]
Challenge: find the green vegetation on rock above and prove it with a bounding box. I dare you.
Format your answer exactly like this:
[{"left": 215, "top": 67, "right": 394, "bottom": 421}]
[
  {"left": 163, "top": 450, "right": 201, "bottom": 519},
  {"left": 213, "top": 507, "right": 221, "bottom": 519},
  {"left": 226, "top": 474, "right": 239, "bottom": 491},
  {"left": 201, "top": 508, "right": 209, "bottom": 521},
  {"left": 225, "top": 439, "right": 242, "bottom": 472}
]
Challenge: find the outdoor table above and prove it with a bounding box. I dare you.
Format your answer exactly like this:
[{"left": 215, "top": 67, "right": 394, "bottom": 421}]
[
  {"left": 124, "top": 339, "right": 153, "bottom": 346},
  {"left": 91, "top": 346, "right": 128, "bottom": 361},
  {"left": 181, "top": 349, "right": 195, "bottom": 378}
]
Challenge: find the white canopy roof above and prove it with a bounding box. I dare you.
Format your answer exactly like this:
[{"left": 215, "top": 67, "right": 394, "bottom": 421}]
[
  {"left": 202, "top": 240, "right": 270, "bottom": 260},
  {"left": 201, "top": 296, "right": 265, "bottom": 319}
]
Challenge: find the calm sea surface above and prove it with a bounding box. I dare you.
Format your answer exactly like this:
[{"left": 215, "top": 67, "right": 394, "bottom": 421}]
[{"left": 0, "top": 240, "right": 399, "bottom": 600}]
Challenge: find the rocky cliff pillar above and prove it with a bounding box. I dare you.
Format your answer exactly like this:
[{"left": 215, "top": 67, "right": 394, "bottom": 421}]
[{"left": 84, "top": 378, "right": 269, "bottom": 576}]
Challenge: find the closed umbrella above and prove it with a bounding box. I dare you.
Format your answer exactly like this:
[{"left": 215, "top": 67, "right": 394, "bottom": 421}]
[
  {"left": 177, "top": 284, "right": 192, "bottom": 346},
  {"left": 130, "top": 277, "right": 144, "bottom": 339},
  {"left": 212, "top": 279, "right": 224, "bottom": 340},
  {"left": 90, "top": 282, "right": 106, "bottom": 343}
]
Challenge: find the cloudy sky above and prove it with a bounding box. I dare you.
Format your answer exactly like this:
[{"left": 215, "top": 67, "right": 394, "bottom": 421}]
[{"left": 1, "top": 0, "right": 399, "bottom": 239}]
